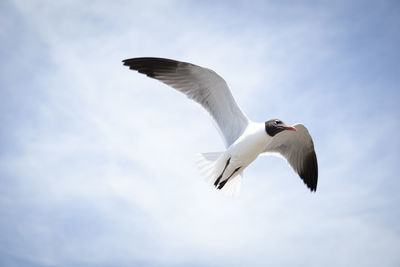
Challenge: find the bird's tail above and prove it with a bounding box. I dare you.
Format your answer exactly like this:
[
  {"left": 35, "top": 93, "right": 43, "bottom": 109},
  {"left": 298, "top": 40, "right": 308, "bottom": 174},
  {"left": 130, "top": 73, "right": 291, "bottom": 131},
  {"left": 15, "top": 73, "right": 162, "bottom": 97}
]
[{"left": 196, "top": 152, "right": 243, "bottom": 196}]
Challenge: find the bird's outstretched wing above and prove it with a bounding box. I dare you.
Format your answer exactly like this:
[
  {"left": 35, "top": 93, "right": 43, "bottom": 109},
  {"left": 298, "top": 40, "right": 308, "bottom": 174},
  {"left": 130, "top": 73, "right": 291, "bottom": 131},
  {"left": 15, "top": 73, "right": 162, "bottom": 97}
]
[
  {"left": 123, "top": 57, "right": 249, "bottom": 147},
  {"left": 263, "top": 124, "right": 318, "bottom": 191}
]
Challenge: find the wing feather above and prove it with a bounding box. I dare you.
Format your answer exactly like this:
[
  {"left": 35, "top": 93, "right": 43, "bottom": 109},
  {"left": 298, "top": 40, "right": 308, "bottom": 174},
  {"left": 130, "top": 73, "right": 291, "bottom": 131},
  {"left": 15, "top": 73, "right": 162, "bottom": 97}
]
[
  {"left": 123, "top": 57, "right": 249, "bottom": 147},
  {"left": 263, "top": 124, "right": 318, "bottom": 191}
]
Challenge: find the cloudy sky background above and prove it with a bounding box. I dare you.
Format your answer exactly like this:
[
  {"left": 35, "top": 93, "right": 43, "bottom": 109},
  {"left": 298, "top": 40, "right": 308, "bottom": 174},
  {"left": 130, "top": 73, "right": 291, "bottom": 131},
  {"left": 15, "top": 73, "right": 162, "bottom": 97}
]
[{"left": 1, "top": 0, "right": 400, "bottom": 266}]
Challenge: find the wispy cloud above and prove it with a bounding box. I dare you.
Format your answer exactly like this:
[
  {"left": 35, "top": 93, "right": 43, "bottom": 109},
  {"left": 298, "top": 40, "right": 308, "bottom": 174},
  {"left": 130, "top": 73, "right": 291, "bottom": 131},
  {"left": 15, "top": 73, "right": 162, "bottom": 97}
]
[{"left": 1, "top": 0, "right": 399, "bottom": 266}]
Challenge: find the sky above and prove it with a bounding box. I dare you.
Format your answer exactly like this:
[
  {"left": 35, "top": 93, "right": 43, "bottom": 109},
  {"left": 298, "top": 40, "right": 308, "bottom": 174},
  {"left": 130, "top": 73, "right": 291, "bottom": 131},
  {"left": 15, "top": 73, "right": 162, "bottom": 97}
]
[{"left": 1, "top": 0, "right": 400, "bottom": 266}]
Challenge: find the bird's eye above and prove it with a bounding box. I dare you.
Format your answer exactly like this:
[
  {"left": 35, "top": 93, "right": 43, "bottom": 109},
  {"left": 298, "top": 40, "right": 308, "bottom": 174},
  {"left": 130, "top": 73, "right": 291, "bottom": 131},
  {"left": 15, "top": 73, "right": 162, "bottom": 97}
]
[{"left": 275, "top": 120, "right": 281, "bottom": 125}]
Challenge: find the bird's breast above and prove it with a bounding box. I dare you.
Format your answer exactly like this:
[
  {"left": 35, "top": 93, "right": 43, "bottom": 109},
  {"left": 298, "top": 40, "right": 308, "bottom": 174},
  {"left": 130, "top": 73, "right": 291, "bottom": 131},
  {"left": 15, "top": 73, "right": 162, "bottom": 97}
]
[{"left": 229, "top": 123, "right": 271, "bottom": 166}]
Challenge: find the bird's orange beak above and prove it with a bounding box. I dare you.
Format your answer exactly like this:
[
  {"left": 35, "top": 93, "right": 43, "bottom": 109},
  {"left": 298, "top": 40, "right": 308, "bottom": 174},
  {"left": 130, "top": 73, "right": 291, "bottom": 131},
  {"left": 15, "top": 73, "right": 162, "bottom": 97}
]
[{"left": 285, "top": 126, "right": 297, "bottom": 131}]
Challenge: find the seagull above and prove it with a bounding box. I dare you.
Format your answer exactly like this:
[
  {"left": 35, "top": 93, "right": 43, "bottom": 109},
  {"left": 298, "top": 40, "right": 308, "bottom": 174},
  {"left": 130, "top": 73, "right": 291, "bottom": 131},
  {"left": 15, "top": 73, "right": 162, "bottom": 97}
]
[{"left": 123, "top": 57, "right": 318, "bottom": 195}]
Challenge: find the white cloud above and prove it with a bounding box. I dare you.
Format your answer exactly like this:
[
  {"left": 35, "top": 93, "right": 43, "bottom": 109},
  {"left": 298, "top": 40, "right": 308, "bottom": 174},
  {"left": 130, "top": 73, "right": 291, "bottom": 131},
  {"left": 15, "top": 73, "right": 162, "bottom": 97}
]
[{"left": 1, "top": 0, "right": 400, "bottom": 266}]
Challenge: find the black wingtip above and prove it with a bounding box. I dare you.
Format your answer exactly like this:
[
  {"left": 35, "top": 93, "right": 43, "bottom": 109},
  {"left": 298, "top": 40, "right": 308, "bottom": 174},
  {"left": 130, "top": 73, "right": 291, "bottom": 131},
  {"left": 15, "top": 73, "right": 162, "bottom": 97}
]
[
  {"left": 299, "top": 151, "right": 318, "bottom": 192},
  {"left": 122, "top": 57, "right": 180, "bottom": 79}
]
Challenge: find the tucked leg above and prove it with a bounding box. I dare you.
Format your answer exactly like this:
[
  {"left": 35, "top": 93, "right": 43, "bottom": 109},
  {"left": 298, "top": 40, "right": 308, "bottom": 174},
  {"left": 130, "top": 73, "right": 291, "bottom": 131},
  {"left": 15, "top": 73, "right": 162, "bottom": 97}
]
[
  {"left": 214, "top": 158, "right": 231, "bottom": 187},
  {"left": 217, "top": 166, "right": 241, "bottom": 190}
]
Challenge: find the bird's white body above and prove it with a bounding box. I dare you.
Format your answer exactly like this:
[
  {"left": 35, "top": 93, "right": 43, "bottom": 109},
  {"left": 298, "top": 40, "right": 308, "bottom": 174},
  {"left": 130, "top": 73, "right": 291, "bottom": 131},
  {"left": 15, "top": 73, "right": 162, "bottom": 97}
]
[
  {"left": 196, "top": 122, "right": 273, "bottom": 196},
  {"left": 216, "top": 122, "right": 271, "bottom": 181}
]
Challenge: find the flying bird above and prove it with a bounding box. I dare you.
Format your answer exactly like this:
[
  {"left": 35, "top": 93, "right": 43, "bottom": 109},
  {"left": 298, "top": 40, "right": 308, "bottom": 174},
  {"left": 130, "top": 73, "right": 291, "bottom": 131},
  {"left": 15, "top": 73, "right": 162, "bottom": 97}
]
[{"left": 123, "top": 57, "right": 318, "bottom": 195}]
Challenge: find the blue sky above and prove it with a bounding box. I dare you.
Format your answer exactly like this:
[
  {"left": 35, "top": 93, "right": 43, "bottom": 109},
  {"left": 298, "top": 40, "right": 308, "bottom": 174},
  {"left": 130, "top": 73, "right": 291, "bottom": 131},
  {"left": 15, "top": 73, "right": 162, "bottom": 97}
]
[{"left": 1, "top": 0, "right": 400, "bottom": 266}]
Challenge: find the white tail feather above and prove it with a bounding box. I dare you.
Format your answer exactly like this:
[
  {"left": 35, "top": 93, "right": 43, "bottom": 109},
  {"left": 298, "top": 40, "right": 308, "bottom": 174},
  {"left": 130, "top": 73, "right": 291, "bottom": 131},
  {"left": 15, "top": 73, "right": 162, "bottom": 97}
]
[
  {"left": 196, "top": 152, "right": 222, "bottom": 183},
  {"left": 196, "top": 152, "right": 243, "bottom": 196}
]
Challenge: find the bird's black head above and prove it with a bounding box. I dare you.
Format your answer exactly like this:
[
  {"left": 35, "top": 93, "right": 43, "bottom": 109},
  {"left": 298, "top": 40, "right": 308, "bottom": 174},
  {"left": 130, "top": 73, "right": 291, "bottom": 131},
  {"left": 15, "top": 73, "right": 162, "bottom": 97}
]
[{"left": 265, "top": 119, "right": 297, "bottom": 137}]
